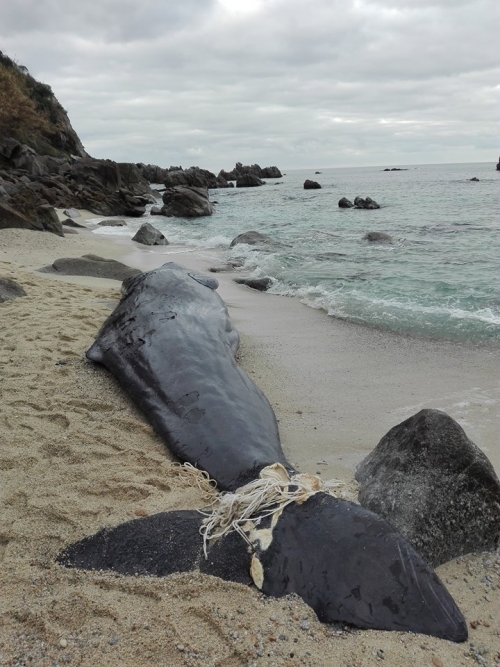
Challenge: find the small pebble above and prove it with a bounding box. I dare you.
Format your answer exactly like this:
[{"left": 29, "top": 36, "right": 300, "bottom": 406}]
[
  {"left": 59, "top": 639, "right": 68, "bottom": 649},
  {"left": 177, "top": 644, "right": 185, "bottom": 652},
  {"left": 432, "top": 656, "right": 443, "bottom": 667}
]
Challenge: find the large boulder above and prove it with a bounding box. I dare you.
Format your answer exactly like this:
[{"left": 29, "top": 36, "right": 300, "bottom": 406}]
[
  {"left": 161, "top": 186, "right": 213, "bottom": 217},
  {"left": 354, "top": 196, "right": 380, "bottom": 209},
  {"left": 338, "top": 197, "right": 353, "bottom": 208},
  {"left": 132, "top": 222, "right": 168, "bottom": 246},
  {"left": 236, "top": 174, "right": 265, "bottom": 188},
  {"left": 355, "top": 409, "right": 500, "bottom": 567},
  {"left": 496, "top": 157, "right": 500, "bottom": 171},
  {"left": 304, "top": 180, "right": 321, "bottom": 190},
  {"left": 137, "top": 164, "right": 232, "bottom": 189},
  {"left": 0, "top": 277, "right": 27, "bottom": 303},
  {"left": 35, "top": 204, "right": 64, "bottom": 236},
  {"left": 0, "top": 201, "right": 43, "bottom": 231},
  {"left": 38, "top": 255, "right": 141, "bottom": 281}
]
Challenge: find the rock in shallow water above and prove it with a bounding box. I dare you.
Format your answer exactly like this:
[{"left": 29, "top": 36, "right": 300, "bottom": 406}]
[
  {"left": 132, "top": 222, "right": 168, "bottom": 246},
  {"left": 355, "top": 409, "right": 500, "bottom": 567}
]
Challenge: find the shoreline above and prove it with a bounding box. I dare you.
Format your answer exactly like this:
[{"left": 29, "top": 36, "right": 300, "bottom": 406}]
[{"left": 0, "top": 223, "right": 499, "bottom": 666}]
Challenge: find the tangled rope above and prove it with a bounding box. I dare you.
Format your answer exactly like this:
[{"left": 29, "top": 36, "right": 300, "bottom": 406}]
[
  {"left": 193, "top": 463, "right": 344, "bottom": 557},
  {"left": 169, "top": 462, "right": 218, "bottom": 501}
]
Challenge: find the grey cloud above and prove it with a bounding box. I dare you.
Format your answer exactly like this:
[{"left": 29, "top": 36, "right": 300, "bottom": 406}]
[{"left": 0, "top": 0, "right": 498, "bottom": 169}]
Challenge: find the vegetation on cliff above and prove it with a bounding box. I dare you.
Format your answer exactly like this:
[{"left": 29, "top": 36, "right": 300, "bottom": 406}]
[{"left": 0, "top": 51, "right": 86, "bottom": 158}]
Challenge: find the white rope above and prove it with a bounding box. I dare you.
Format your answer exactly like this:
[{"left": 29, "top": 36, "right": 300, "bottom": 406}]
[
  {"left": 197, "top": 463, "right": 344, "bottom": 557},
  {"left": 169, "top": 462, "right": 218, "bottom": 500}
]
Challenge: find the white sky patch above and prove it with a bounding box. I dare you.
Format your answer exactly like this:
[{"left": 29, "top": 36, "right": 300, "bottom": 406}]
[{"left": 217, "top": 0, "right": 264, "bottom": 15}]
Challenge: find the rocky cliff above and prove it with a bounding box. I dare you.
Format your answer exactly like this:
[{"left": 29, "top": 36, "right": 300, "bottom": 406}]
[{"left": 0, "top": 51, "right": 86, "bottom": 159}]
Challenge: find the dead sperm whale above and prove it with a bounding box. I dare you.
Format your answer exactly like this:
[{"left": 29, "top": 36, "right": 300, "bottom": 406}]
[
  {"left": 60, "top": 262, "right": 467, "bottom": 642},
  {"left": 86, "top": 263, "right": 290, "bottom": 491}
]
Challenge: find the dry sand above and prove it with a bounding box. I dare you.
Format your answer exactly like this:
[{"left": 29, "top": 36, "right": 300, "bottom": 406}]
[{"left": 0, "top": 226, "right": 499, "bottom": 667}]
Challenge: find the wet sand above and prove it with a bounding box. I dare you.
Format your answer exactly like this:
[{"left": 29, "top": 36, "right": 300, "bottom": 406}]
[{"left": 0, "top": 225, "right": 499, "bottom": 667}]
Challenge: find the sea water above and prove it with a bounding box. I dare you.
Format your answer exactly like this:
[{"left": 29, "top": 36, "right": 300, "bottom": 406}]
[{"left": 94, "top": 162, "right": 500, "bottom": 345}]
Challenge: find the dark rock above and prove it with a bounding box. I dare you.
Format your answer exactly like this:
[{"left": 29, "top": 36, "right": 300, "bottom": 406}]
[
  {"left": 161, "top": 186, "right": 213, "bottom": 218},
  {"left": 150, "top": 206, "right": 163, "bottom": 215},
  {"left": 383, "top": 168, "right": 408, "bottom": 171},
  {"left": 0, "top": 277, "right": 27, "bottom": 303},
  {"left": 315, "top": 171, "right": 322, "bottom": 174},
  {"left": 354, "top": 196, "right": 380, "bottom": 209},
  {"left": 35, "top": 205, "right": 63, "bottom": 236},
  {"left": 355, "top": 409, "right": 500, "bottom": 566},
  {"left": 363, "top": 231, "right": 393, "bottom": 243},
  {"left": 136, "top": 164, "right": 231, "bottom": 190},
  {"left": 496, "top": 157, "right": 500, "bottom": 171},
  {"left": 218, "top": 162, "right": 282, "bottom": 181},
  {"left": 0, "top": 201, "right": 43, "bottom": 231},
  {"left": 338, "top": 197, "right": 353, "bottom": 208},
  {"left": 62, "top": 226, "right": 78, "bottom": 235},
  {"left": 234, "top": 277, "right": 273, "bottom": 291},
  {"left": 304, "top": 180, "right": 321, "bottom": 190},
  {"left": 117, "top": 163, "right": 151, "bottom": 195},
  {"left": 229, "top": 230, "right": 280, "bottom": 249},
  {"left": 470, "top": 177, "right": 479, "bottom": 182},
  {"left": 132, "top": 222, "right": 168, "bottom": 246},
  {"left": 38, "top": 255, "right": 141, "bottom": 281},
  {"left": 236, "top": 174, "right": 265, "bottom": 188},
  {"left": 97, "top": 219, "right": 126, "bottom": 227}
]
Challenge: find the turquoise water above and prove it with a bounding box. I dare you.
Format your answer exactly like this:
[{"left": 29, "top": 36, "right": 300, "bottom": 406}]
[{"left": 96, "top": 162, "right": 500, "bottom": 345}]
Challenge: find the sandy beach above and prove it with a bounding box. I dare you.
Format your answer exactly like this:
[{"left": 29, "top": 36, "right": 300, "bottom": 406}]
[{"left": 0, "top": 223, "right": 499, "bottom": 667}]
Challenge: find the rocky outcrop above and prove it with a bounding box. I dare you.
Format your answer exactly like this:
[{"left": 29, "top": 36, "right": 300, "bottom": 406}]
[
  {"left": 137, "top": 164, "right": 232, "bottom": 189},
  {"left": 0, "top": 200, "right": 42, "bottom": 231},
  {"left": 0, "top": 277, "right": 26, "bottom": 303},
  {"left": 161, "top": 186, "right": 213, "bottom": 218},
  {"left": 496, "top": 157, "right": 500, "bottom": 171},
  {"left": 218, "top": 162, "right": 282, "bottom": 181},
  {"left": 0, "top": 52, "right": 156, "bottom": 233},
  {"left": 355, "top": 409, "right": 500, "bottom": 567},
  {"left": 0, "top": 50, "right": 86, "bottom": 158},
  {"left": 0, "top": 143, "right": 153, "bottom": 232},
  {"left": 354, "top": 196, "right": 380, "bottom": 209},
  {"left": 132, "top": 222, "right": 168, "bottom": 246},
  {"left": 38, "top": 255, "right": 141, "bottom": 281},
  {"left": 363, "top": 231, "right": 393, "bottom": 243},
  {"left": 383, "top": 168, "right": 408, "bottom": 171},
  {"left": 304, "top": 180, "right": 321, "bottom": 190},
  {"left": 35, "top": 204, "right": 63, "bottom": 236},
  {"left": 338, "top": 197, "right": 353, "bottom": 208},
  {"left": 236, "top": 174, "right": 265, "bottom": 188}
]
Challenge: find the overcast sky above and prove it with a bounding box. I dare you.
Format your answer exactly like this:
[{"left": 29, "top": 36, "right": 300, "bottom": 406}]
[{"left": 1, "top": 0, "right": 498, "bottom": 171}]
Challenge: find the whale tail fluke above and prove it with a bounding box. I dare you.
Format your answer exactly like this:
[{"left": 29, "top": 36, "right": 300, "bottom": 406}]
[{"left": 58, "top": 495, "right": 467, "bottom": 642}]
